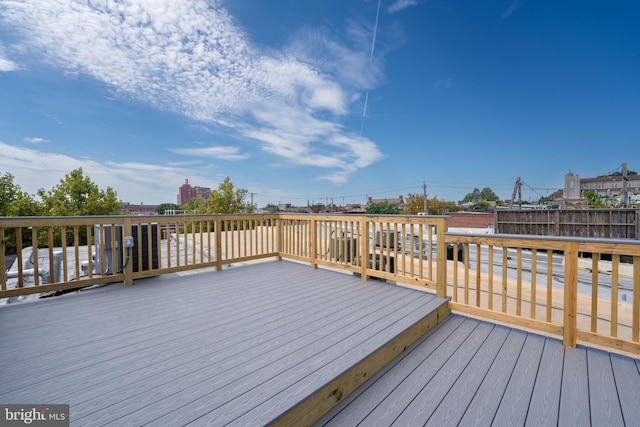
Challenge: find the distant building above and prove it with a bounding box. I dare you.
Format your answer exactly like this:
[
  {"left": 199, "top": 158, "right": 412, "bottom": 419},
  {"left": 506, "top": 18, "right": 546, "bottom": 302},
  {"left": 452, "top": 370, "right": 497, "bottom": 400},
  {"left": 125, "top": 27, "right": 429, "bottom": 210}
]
[
  {"left": 118, "top": 202, "right": 158, "bottom": 216},
  {"left": 367, "top": 195, "right": 405, "bottom": 207},
  {"left": 177, "top": 179, "right": 210, "bottom": 205},
  {"left": 560, "top": 169, "right": 640, "bottom": 205},
  {"left": 563, "top": 171, "right": 581, "bottom": 200},
  {"left": 579, "top": 175, "right": 640, "bottom": 199}
]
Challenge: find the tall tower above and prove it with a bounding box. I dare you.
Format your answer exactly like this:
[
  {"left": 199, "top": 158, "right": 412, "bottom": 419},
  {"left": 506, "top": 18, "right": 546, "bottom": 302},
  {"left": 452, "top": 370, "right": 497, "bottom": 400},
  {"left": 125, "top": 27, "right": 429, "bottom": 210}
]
[{"left": 563, "top": 171, "right": 581, "bottom": 200}]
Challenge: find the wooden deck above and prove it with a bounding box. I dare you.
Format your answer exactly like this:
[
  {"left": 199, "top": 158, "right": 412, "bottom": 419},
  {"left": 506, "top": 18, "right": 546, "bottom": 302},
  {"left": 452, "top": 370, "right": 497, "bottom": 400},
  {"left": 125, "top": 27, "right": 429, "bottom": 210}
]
[
  {"left": 0, "top": 260, "right": 448, "bottom": 426},
  {"left": 2, "top": 260, "right": 639, "bottom": 426},
  {"left": 317, "top": 314, "right": 640, "bottom": 427}
]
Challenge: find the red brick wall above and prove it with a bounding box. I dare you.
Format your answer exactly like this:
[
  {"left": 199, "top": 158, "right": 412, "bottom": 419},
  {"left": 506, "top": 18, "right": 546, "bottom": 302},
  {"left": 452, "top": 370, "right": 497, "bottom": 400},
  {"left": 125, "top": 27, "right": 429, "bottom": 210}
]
[{"left": 447, "top": 212, "right": 494, "bottom": 228}]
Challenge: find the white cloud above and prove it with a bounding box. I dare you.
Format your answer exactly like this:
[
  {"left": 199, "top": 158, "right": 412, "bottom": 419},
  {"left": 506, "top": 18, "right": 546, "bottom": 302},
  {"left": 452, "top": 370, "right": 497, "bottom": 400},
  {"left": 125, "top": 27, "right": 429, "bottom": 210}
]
[
  {"left": 171, "top": 145, "right": 250, "bottom": 161},
  {"left": 0, "top": 56, "right": 18, "bottom": 72},
  {"left": 0, "top": 43, "right": 18, "bottom": 71},
  {"left": 0, "top": 0, "right": 385, "bottom": 181},
  {"left": 0, "top": 141, "right": 213, "bottom": 203},
  {"left": 388, "top": 0, "right": 420, "bottom": 14},
  {"left": 23, "top": 137, "right": 50, "bottom": 144}
]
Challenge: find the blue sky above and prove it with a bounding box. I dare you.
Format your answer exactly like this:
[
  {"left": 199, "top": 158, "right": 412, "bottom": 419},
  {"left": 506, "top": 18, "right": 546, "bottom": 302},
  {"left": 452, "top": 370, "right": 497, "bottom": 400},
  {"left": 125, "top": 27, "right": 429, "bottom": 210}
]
[{"left": 1, "top": 0, "right": 638, "bottom": 208}]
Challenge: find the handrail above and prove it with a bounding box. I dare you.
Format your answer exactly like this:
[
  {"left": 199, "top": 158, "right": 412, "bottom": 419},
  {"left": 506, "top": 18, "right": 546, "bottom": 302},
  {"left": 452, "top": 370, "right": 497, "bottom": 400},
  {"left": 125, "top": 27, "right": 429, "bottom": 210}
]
[
  {"left": 444, "top": 231, "right": 640, "bottom": 353},
  {"left": 2, "top": 214, "right": 639, "bottom": 355}
]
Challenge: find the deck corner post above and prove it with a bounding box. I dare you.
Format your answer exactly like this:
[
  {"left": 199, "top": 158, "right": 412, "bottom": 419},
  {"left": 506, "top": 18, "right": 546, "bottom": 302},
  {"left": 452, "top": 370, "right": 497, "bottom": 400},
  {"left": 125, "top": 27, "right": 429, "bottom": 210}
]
[
  {"left": 215, "top": 217, "right": 223, "bottom": 271},
  {"left": 436, "top": 217, "right": 447, "bottom": 298},
  {"left": 276, "top": 216, "right": 283, "bottom": 261},
  {"left": 310, "top": 218, "right": 318, "bottom": 269},
  {"left": 563, "top": 241, "right": 578, "bottom": 347},
  {"left": 123, "top": 218, "right": 133, "bottom": 286},
  {"left": 360, "top": 216, "right": 369, "bottom": 281}
]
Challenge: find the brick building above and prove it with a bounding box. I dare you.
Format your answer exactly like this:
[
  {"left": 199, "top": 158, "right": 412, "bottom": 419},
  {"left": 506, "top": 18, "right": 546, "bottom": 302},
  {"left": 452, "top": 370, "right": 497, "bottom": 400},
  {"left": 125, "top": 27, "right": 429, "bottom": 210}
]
[{"left": 177, "top": 179, "right": 210, "bottom": 205}]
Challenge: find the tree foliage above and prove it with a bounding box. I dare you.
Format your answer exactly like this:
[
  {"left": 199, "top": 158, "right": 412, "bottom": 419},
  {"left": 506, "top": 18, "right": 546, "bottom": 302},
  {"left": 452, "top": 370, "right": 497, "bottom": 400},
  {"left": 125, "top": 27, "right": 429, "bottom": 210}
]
[
  {"left": 156, "top": 203, "right": 180, "bottom": 214},
  {"left": 206, "top": 177, "right": 252, "bottom": 214},
  {"left": 402, "top": 193, "right": 460, "bottom": 215},
  {"left": 584, "top": 191, "right": 606, "bottom": 208},
  {"left": 462, "top": 187, "right": 500, "bottom": 203},
  {"left": 599, "top": 170, "right": 638, "bottom": 177},
  {"left": 365, "top": 201, "right": 399, "bottom": 215},
  {"left": 1, "top": 172, "right": 41, "bottom": 217},
  {"left": 37, "top": 168, "right": 121, "bottom": 216},
  {"left": 182, "top": 197, "right": 206, "bottom": 213}
]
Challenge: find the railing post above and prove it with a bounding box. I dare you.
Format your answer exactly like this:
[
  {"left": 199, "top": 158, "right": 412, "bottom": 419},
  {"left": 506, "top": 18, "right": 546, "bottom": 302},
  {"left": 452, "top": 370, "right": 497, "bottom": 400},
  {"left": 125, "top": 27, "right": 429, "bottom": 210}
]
[
  {"left": 276, "top": 216, "right": 283, "bottom": 261},
  {"left": 563, "top": 241, "right": 578, "bottom": 348},
  {"left": 310, "top": 218, "right": 318, "bottom": 269},
  {"left": 215, "top": 217, "right": 223, "bottom": 271},
  {"left": 123, "top": 218, "right": 133, "bottom": 286},
  {"left": 0, "top": 227, "right": 5, "bottom": 291},
  {"left": 360, "top": 216, "right": 369, "bottom": 281},
  {"left": 436, "top": 217, "right": 447, "bottom": 299},
  {"left": 633, "top": 256, "right": 640, "bottom": 342}
]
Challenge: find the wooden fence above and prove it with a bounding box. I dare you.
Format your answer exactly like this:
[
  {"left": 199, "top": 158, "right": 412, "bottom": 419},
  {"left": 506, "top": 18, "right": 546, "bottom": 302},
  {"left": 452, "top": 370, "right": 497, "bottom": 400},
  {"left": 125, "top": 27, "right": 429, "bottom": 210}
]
[{"left": 495, "top": 208, "right": 640, "bottom": 239}]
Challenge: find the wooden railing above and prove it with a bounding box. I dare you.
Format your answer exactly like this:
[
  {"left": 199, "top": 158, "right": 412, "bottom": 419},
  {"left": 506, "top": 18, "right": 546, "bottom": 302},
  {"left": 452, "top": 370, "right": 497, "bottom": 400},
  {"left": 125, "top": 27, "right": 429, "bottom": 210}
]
[
  {"left": 2, "top": 214, "right": 639, "bottom": 355},
  {"left": 444, "top": 233, "right": 640, "bottom": 354}
]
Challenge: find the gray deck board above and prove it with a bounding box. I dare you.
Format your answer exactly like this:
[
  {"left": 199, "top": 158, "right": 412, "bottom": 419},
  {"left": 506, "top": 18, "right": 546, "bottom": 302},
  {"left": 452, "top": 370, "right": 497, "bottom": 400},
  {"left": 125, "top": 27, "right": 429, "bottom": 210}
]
[
  {"left": 0, "top": 260, "right": 447, "bottom": 426},
  {"left": 559, "top": 347, "right": 590, "bottom": 426},
  {"left": 358, "top": 318, "right": 481, "bottom": 425},
  {"left": 2, "top": 259, "right": 639, "bottom": 426},
  {"left": 317, "top": 315, "right": 468, "bottom": 426},
  {"left": 587, "top": 349, "right": 624, "bottom": 427},
  {"left": 424, "top": 325, "right": 510, "bottom": 427},
  {"left": 492, "top": 333, "right": 546, "bottom": 427},
  {"left": 319, "top": 317, "right": 640, "bottom": 427},
  {"left": 611, "top": 353, "right": 640, "bottom": 425},
  {"left": 392, "top": 321, "right": 496, "bottom": 426},
  {"left": 104, "top": 290, "right": 428, "bottom": 426},
  {"left": 525, "top": 337, "right": 564, "bottom": 427},
  {"left": 457, "top": 329, "right": 528, "bottom": 427}
]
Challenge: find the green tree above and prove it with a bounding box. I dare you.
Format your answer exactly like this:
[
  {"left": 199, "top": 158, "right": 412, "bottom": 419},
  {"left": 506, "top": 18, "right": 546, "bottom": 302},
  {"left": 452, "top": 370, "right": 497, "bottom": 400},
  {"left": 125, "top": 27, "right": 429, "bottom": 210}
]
[
  {"left": 402, "top": 193, "right": 460, "bottom": 215},
  {"left": 462, "top": 187, "right": 499, "bottom": 203},
  {"left": 37, "top": 168, "right": 121, "bottom": 216},
  {"left": 0, "top": 172, "right": 19, "bottom": 216},
  {"left": 263, "top": 203, "right": 279, "bottom": 213},
  {"left": 206, "top": 177, "right": 251, "bottom": 214},
  {"left": 584, "top": 191, "right": 605, "bottom": 208},
  {"left": 0, "top": 172, "right": 42, "bottom": 254},
  {"left": 182, "top": 198, "right": 206, "bottom": 213},
  {"left": 365, "top": 201, "right": 399, "bottom": 215},
  {"left": 156, "top": 203, "right": 180, "bottom": 214}
]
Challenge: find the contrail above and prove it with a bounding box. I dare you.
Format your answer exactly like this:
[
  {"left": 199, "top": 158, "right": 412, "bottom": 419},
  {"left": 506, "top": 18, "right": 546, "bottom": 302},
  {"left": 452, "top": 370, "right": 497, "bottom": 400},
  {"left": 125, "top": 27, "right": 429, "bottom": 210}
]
[{"left": 360, "top": 0, "right": 382, "bottom": 136}]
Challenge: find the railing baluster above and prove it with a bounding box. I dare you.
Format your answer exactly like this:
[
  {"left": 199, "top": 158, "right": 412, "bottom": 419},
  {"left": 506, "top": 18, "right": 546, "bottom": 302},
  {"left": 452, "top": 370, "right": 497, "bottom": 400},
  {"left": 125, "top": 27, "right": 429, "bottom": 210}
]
[{"left": 611, "top": 254, "right": 619, "bottom": 338}]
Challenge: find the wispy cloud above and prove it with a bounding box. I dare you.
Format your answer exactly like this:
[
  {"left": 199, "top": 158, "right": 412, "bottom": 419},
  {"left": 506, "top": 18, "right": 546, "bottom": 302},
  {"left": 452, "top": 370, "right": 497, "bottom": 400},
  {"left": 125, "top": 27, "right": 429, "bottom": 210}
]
[
  {"left": 388, "top": 0, "right": 420, "bottom": 14},
  {"left": 0, "top": 43, "right": 18, "bottom": 71},
  {"left": 23, "top": 137, "right": 50, "bottom": 144},
  {"left": 171, "top": 145, "right": 250, "bottom": 161},
  {"left": 0, "top": 141, "right": 215, "bottom": 202},
  {"left": 502, "top": 0, "right": 522, "bottom": 19},
  {"left": 0, "top": 0, "right": 386, "bottom": 182}
]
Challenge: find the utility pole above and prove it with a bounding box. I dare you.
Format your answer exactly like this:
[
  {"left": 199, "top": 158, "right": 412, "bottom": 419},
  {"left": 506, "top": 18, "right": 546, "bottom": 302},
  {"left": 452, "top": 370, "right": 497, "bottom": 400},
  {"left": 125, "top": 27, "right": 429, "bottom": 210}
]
[
  {"left": 622, "top": 162, "right": 629, "bottom": 208},
  {"left": 249, "top": 192, "right": 257, "bottom": 207},
  {"left": 422, "top": 181, "right": 428, "bottom": 214},
  {"left": 510, "top": 177, "right": 522, "bottom": 209}
]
